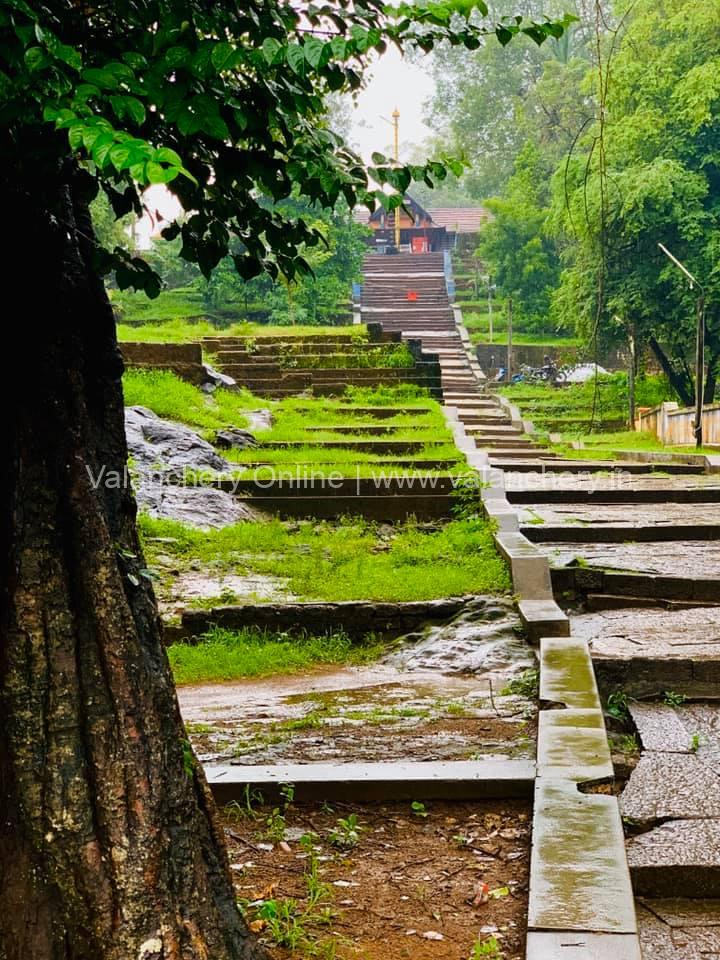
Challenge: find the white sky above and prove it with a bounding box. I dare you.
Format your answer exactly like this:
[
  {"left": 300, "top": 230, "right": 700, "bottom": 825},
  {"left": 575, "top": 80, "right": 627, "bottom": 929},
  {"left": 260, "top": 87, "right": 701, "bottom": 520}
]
[
  {"left": 347, "top": 47, "right": 436, "bottom": 162},
  {"left": 135, "top": 50, "right": 435, "bottom": 245}
]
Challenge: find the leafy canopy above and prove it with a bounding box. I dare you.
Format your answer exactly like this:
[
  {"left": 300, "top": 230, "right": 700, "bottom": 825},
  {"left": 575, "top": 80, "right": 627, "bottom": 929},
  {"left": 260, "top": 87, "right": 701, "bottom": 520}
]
[{"left": 1, "top": 0, "right": 571, "bottom": 294}]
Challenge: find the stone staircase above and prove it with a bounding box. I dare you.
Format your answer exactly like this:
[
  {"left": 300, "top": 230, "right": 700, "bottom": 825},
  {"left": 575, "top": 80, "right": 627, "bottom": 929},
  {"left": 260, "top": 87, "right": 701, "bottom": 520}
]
[{"left": 360, "top": 252, "right": 546, "bottom": 455}]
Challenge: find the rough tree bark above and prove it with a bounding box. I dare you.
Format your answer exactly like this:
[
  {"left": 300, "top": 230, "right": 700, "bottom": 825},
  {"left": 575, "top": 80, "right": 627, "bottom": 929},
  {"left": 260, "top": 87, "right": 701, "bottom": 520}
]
[{"left": 0, "top": 160, "right": 267, "bottom": 960}]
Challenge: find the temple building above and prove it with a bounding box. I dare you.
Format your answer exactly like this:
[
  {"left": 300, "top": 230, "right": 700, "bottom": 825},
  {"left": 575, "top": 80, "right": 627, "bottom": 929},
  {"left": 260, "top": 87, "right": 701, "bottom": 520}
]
[{"left": 354, "top": 195, "right": 490, "bottom": 253}]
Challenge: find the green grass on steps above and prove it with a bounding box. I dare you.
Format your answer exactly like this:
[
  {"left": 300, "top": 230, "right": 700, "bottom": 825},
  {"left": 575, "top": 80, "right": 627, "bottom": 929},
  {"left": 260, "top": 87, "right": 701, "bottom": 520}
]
[
  {"left": 123, "top": 368, "right": 258, "bottom": 432},
  {"left": 117, "top": 315, "right": 364, "bottom": 344},
  {"left": 140, "top": 515, "right": 512, "bottom": 603},
  {"left": 169, "top": 626, "right": 384, "bottom": 685}
]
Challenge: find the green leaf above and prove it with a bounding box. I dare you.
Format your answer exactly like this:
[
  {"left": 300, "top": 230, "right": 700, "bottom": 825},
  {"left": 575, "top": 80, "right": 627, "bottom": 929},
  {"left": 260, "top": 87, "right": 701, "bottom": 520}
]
[
  {"left": 110, "top": 95, "right": 145, "bottom": 125},
  {"left": 261, "top": 37, "right": 283, "bottom": 65},
  {"left": 145, "top": 160, "right": 179, "bottom": 184},
  {"left": 304, "top": 38, "right": 327, "bottom": 69},
  {"left": 24, "top": 47, "right": 47, "bottom": 71},
  {"left": 153, "top": 146, "right": 183, "bottom": 167},
  {"left": 211, "top": 41, "right": 238, "bottom": 72},
  {"left": 286, "top": 43, "right": 305, "bottom": 75},
  {"left": 164, "top": 46, "right": 190, "bottom": 69},
  {"left": 90, "top": 132, "right": 115, "bottom": 166},
  {"left": 82, "top": 66, "right": 121, "bottom": 90},
  {"left": 108, "top": 143, "right": 136, "bottom": 170}
]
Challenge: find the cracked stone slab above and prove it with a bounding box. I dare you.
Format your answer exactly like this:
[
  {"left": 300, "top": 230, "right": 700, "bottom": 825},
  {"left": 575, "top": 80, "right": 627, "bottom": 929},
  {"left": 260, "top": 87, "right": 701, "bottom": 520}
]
[
  {"left": 629, "top": 703, "right": 694, "bottom": 753},
  {"left": 639, "top": 898, "right": 720, "bottom": 927},
  {"left": 572, "top": 608, "right": 720, "bottom": 696},
  {"left": 620, "top": 754, "right": 720, "bottom": 825},
  {"left": 519, "top": 502, "right": 720, "bottom": 528},
  {"left": 529, "top": 778, "right": 636, "bottom": 934},
  {"left": 627, "top": 820, "right": 720, "bottom": 897},
  {"left": 540, "top": 541, "right": 720, "bottom": 580},
  {"left": 637, "top": 901, "right": 720, "bottom": 956}
]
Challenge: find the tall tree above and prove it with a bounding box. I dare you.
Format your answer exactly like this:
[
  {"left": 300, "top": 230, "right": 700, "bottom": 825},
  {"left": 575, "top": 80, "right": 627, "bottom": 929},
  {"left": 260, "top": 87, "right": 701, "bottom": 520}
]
[
  {"left": 427, "top": 0, "right": 596, "bottom": 198},
  {"left": 551, "top": 0, "right": 720, "bottom": 404},
  {"left": 0, "top": 2, "right": 568, "bottom": 958}
]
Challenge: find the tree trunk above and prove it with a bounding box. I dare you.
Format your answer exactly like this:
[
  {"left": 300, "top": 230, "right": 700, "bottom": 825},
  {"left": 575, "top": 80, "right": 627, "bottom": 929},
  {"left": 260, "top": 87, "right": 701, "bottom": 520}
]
[
  {"left": 0, "top": 163, "right": 267, "bottom": 959},
  {"left": 648, "top": 336, "right": 694, "bottom": 407}
]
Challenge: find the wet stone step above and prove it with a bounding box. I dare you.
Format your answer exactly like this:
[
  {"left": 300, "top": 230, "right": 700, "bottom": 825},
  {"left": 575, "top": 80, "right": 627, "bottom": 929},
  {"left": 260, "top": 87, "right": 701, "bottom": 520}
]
[
  {"left": 620, "top": 754, "right": 720, "bottom": 825},
  {"left": 572, "top": 606, "right": 720, "bottom": 696},
  {"left": 205, "top": 758, "right": 536, "bottom": 804},
  {"left": 529, "top": 778, "right": 637, "bottom": 934},
  {"left": 627, "top": 820, "right": 720, "bottom": 898},
  {"left": 518, "top": 502, "right": 720, "bottom": 530},
  {"left": 541, "top": 540, "right": 720, "bottom": 582}
]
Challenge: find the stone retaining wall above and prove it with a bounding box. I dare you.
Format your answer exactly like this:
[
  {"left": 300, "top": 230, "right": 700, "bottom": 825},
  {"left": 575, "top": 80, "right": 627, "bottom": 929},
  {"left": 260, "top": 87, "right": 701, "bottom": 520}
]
[
  {"left": 174, "top": 597, "right": 469, "bottom": 643},
  {"left": 120, "top": 341, "right": 207, "bottom": 385}
]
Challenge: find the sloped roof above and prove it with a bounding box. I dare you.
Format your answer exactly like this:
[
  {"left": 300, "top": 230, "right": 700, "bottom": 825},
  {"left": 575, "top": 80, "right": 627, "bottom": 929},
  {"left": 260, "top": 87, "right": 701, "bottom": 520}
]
[
  {"left": 427, "top": 208, "right": 491, "bottom": 232},
  {"left": 353, "top": 205, "right": 490, "bottom": 233}
]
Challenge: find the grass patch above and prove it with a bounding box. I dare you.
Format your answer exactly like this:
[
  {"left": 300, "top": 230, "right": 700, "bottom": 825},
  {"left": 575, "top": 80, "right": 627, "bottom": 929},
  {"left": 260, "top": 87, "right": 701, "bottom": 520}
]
[
  {"left": 122, "top": 368, "right": 260, "bottom": 432},
  {"left": 169, "top": 626, "right": 383, "bottom": 685},
  {"left": 117, "top": 309, "right": 364, "bottom": 344},
  {"left": 141, "top": 515, "right": 511, "bottom": 602}
]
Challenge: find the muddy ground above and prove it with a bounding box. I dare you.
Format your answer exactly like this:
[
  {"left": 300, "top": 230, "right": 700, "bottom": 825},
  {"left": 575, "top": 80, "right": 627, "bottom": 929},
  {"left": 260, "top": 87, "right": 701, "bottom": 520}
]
[
  {"left": 224, "top": 798, "right": 531, "bottom": 960},
  {"left": 182, "top": 668, "right": 536, "bottom": 767}
]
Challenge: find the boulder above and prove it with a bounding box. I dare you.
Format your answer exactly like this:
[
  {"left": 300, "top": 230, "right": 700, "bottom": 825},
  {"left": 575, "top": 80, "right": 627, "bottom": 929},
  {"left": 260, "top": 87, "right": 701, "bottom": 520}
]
[
  {"left": 124, "top": 406, "right": 258, "bottom": 528},
  {"left": 215, "top": 427, "right": 258, "bottom": 450}
]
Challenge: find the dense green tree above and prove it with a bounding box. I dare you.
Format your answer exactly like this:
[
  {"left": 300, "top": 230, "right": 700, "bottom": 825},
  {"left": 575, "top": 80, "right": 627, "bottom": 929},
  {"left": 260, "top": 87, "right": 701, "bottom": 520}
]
[
  {"left": 477, "top": 141, "right": 562, "bottom": 330},
  {"left": 427, "top": 0, "right": 595, "bottom": 198},
  {"left": 0, "top": 1, "right": 567, "bottom": 957},
  {"left": 552, "top": 0, "right": 720, "bottom": 404}
]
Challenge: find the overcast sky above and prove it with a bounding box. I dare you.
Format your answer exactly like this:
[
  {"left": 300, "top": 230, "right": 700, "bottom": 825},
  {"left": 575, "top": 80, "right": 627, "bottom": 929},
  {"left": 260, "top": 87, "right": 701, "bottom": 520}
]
[
  {"left": 347, "top": 46, "right": 436, "bottom": 162},
  {"left": 136, "top": 50, "right": 436, "bottom": 243}
]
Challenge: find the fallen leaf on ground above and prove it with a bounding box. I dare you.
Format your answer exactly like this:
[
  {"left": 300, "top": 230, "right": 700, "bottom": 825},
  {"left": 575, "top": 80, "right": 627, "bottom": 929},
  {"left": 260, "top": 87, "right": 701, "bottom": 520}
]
[{"left": 422, "top": 931, "right": 444, "bottom": 941}]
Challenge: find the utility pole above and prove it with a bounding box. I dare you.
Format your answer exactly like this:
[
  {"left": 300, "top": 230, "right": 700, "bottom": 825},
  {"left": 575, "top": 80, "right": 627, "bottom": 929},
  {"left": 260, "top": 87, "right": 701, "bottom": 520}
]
[
  {"left": 488, "top": 275, "right": 493, "bottom": 344},
  {"left": 392, "top": 107, "right": 401, "bottom": 249},
  {"left": 506, "top": 297, "right": 513, "bottom": 384},
  {"left": 696, "top": 294, "right": 705, "bottom": 447}
]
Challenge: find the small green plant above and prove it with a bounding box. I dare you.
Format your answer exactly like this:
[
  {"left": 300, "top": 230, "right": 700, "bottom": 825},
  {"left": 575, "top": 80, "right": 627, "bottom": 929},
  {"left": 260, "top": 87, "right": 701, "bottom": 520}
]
[
  {"left": 609, "top": 733, "right": 640, "bottom": 755},
  {"left": 470, "top": 936, "right": 503, "bottom": 959},
  {"left": 663, "top": 690, "right": 687, "bottom": 707},
  {"left": 501, "top": 667, "right": 539, "bottom": 699},
  {"left": 606, "top": 690, "right": 630, "bottom": 722},
  {"left": 411, "top": 800, "right": 428, "bottom": 818},
  {"left": 224, "top": 785, "right": 264, "bottom": 821},
  {"left": 689, "top": 732, "right": 706, "bottom": 753},
  {"left": 452, "top": 834, "right": 471, "bottom": 847},
  {"left": 327, "top": 814, "right": 363, "bottom": 850},
  {"left": 180, "top": 738, "right": 195, "bottom": 778},
  {"left": 265, "top": 806, "right": 287, "bottom": 843}
]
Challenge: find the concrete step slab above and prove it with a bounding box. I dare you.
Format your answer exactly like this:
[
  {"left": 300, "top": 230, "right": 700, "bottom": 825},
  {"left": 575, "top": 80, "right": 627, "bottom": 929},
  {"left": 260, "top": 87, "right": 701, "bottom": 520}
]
[
  {"left": 637, "top": 899, "right": 720, "bottom": 959},
  {"left": 540, "top": 636, "right": 602, "bottom": 711},
  {"left": 537, "top": 709, "right": 613, "bottom": 782},
  {"left": 527, "top": 932, "right": 641, "bottom": 959},
  {"left": 572, "top": 606, "right": 720, "bottom": 696},
  {"left": 205, "top": 758, "right": 536, "bottom": 804},
  {"left": 529, "top": 777, "right": 637, "bottom": 934}
]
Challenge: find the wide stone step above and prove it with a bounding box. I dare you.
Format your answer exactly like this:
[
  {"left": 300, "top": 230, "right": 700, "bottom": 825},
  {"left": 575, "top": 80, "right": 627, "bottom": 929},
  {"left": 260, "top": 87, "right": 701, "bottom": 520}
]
[
  {"left": 572, "top": 606, "right": 720, "bottom": 697},
  {"left": 627, "top": 820, "right": 720, "bottom": 897}
]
